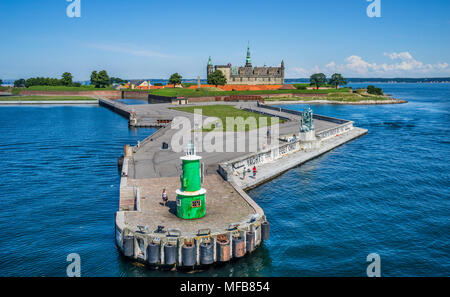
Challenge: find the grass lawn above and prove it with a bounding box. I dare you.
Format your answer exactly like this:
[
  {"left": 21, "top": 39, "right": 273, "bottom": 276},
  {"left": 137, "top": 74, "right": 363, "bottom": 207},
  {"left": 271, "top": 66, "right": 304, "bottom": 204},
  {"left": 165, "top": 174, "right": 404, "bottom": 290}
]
[
  {"left": 170, "top": 105, "right": 283, "bottom": 132},
  {"left": 150, "top": 87, "right": 351, "bottom": 98},
  {"left": 0, "top": 96, "right": 97, "bottom": 101},
  {"left": 266, "top": 92, "right": 390, "bottom": 102},
  {"left": 25, "top": 86, "right": 116, "bottom": 91}
]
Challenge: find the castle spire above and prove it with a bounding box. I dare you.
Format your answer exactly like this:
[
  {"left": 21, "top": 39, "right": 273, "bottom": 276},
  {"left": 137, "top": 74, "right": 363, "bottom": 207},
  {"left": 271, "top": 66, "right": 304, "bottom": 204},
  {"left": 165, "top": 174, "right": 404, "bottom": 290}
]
[
  {"left": 246, "top": 42, "right": 252, "bottom": 67},
  {"left": 208, "top": 56, "right": 212, "bottom": 66}
]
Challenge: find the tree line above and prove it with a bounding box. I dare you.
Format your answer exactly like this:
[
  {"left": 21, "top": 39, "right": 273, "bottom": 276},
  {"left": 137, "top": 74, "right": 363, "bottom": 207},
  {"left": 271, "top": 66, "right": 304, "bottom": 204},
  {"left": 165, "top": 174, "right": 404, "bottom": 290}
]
[
  {"left": 12, "top": 71, "right": 125, "bottom": 88},
  {"left": 309, "top": 73, "right": 347, "bottom": 89},
  {"left": 166, "top": 70, "right": 227, "bottom": 88}
]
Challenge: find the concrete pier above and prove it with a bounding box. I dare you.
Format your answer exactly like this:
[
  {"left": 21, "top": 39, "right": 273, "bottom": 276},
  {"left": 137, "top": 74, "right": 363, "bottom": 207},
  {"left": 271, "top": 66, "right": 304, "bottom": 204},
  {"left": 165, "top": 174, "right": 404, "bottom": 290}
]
[{"left": 110, "top": 99, "right": 367, "bottom": 269}]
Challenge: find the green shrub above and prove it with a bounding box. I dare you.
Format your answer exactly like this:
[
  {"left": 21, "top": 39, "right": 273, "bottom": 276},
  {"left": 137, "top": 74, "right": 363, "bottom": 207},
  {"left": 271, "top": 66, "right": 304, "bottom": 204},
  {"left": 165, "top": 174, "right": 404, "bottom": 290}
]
[
  {"left": 182, "top": 83, "right": 196, "bottom": 88},
  {"left": 294, "top": 84, "right": 307, "bottom": 90},
  {"left": 367, "top": 85, "right": 383, "bottom": 95},
  {"left": 154, "top": 83, "right": 163, "bottom": 86},
  {"left": 11, "top": 88, "right": 21, "bottom": 95}
]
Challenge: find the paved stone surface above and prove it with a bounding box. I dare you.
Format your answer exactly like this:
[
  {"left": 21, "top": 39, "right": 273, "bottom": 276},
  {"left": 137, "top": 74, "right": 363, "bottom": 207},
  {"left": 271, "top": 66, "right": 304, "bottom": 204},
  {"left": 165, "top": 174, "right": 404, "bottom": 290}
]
[
  {"left": 126, "top": 101, "right": 344, "bottom": 179},
  {"left": 124, "top": 174, "right": 255, "bottom": 235}
]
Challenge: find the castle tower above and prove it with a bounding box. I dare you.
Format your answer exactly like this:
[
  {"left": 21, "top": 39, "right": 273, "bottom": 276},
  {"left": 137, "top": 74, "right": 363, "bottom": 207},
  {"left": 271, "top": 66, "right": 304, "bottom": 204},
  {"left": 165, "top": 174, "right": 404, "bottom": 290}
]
[
  {"left": 245, "top": 43, "right": 252, "bottom": 67},
  {"left": 176, "top": 143, "right": 207, "bottom": 220},
  {"left": 207, "top": 56, "right": 214, "bottom": 76}
]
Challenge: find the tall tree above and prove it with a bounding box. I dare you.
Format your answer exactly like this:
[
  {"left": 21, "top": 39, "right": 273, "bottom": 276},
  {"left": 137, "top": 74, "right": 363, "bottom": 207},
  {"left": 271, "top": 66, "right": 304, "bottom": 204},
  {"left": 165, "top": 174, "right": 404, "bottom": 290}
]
[
  {"left": 168, "top": 73, "right": 182, "bottom": 87},
  {"left": 207, "top": 70, "right": 227, "bottom": 87},
  {"left": 329, "top": 73, "right": 347, "bottom": 89},
  {"left": 97, "top": 70, "right": 110, "bottom": 88},
  {"left": 61, "top": 72, "right": 73, "bottom": 86},
  {"left": 0, "top": 79, "right": 3, "bottom": 85},
  {"left": 14, "top": 79, "right": 25, "bottom": 88},
  {"left": 310, "top": 73, "right": 327, "bottom": 90},
  {"left": 90, "top": 71, "right": 99, "bottom": 87}
]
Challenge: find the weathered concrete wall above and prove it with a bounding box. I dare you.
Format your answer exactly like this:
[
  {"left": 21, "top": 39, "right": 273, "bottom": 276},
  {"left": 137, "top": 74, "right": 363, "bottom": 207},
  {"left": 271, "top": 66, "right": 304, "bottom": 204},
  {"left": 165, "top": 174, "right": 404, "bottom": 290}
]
[
  {"left": 122, "top": 91, "right": 149, "bottom": 99},
  {"left": 20, "top": 90, "right": 121, "bottom": 98},
  {"left": 98, "top": 98, "right": 131, "bottom": 119},
  {"left": 148, "top": 94, "right": 176, "bottom": 104}
]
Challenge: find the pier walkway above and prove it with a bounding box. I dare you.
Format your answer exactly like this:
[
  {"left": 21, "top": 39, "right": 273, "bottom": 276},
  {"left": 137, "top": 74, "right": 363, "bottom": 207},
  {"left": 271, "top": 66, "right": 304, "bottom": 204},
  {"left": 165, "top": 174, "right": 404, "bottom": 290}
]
[{"left": 109, "top": 98, "right": 367, "bottom": 268}]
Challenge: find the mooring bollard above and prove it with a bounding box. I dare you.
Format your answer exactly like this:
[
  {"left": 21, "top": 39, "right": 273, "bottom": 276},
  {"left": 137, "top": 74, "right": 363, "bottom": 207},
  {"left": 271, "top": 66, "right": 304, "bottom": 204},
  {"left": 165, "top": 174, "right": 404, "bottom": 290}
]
[
  {"left": 164, "top": 243, "right": 177, "bottom": 266},
  {"left": 262, "top": 221, "right": 270, "bottom": 241},
  {"left": 246, "top": 231, "right": 255, "bottom": 253},
  {"left": 147, "top": 241, "right": 160, "bottom": 265},
  {"left": 182, "top": 243, "right": 197, "bottom": 267},
  {"left": 216, "top": 235, "right": 231, "bottom": 262},
  {"left": 123, "top": 235, "right": 134, "bottom": 258},
  {"left": 232, "top": 236, "right": 246, "bottom": 258},
  {"left": 200, "top": 242, "right": 214, "bottom": 265}
]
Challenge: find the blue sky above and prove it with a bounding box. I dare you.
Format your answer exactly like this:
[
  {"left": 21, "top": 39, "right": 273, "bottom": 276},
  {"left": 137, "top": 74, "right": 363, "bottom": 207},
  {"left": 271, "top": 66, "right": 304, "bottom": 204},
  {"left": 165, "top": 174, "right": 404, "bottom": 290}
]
[{"left": 0, "top": 0, "right": 449, "bottom": 80}]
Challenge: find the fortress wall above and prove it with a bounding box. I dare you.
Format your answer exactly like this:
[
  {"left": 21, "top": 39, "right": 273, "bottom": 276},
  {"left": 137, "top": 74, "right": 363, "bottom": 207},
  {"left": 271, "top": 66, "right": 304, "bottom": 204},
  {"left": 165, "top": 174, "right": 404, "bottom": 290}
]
[
  {"left": 20, "top": 90, "right": 122, "bottom": 97},
  {"left": 122, "top": 91, "right": 149, "bottom": 99}
]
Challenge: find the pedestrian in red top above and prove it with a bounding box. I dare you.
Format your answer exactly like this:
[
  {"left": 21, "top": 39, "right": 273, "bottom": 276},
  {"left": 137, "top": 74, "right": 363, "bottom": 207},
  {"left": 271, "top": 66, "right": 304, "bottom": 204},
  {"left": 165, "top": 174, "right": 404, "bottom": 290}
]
[{"left": 253, "top": 166, "right": 257, "bottom": 178}]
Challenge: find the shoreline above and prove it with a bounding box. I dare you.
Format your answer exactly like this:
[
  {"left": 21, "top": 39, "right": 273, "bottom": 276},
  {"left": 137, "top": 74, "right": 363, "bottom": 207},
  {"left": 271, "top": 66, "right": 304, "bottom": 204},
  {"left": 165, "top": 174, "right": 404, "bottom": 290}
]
[
  {"left": 264, "top": 98, "right": 407, "bottom": 105},
  {"left": 0, "top": 100, "right": 99, "bottom": 105}
]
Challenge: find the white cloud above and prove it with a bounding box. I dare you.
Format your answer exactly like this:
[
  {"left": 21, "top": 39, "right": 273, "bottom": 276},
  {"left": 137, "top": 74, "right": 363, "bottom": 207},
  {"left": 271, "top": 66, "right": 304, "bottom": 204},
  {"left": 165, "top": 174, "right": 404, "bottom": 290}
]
[
  {"left": 288, "top": 52, "right": 449, "bottom": 77},
  {"left": 384, "top": 52, "right": 413, "bottom": 60},
  {"left": 290, "top": 67, "right": 310, "bottom": 77}
]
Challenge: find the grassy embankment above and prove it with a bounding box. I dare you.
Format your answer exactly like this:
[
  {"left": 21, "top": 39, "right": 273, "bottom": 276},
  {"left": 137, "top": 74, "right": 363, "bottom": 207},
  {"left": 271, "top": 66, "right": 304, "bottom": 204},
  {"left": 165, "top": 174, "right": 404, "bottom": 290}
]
[
  {"left": 25, "top": 86, "right": 116, "bottom": 91},
  {"left": 265, "top": 91, "right": 391, "bottom": 102},
  {"left": 148, "top": 87, "right": 350, "bottom": 98},
  {"left": 171, "top": 105, "right": 284, "bottom": 132},
  {"left": 0, "top": 96, "right": 96, "bottom": 101}
]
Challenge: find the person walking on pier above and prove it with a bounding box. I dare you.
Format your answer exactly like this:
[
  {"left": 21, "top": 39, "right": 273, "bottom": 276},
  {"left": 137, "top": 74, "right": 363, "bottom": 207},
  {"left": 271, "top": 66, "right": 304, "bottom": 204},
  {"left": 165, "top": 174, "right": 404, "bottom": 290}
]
[
  {"left": 253, "top": 166, "right": 257, "bottom": 178},
  {"left": 162, "top": 188, "right": 168, "bottom": 206},
  {"left": 242, "top": 168, "right": 246, "bottom": 180}
]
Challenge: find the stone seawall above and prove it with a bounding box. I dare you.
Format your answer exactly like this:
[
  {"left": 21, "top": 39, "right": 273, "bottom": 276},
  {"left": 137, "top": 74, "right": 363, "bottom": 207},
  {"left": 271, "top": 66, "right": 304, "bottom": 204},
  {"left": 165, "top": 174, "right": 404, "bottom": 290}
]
[
  {"left": 122, "top": 91, "right": 149, "bottom": 99},
  {"left": 20, "top": 90, "right": 121, "bottom": 98},
  {"left": 264, "top": 98, "right": 407, "bottom": 105}
]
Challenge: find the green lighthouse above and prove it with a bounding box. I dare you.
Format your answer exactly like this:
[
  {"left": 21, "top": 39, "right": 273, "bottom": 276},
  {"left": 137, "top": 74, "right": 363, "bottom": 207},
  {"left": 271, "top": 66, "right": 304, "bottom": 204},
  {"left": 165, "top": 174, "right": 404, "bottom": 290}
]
[{"left": 176, "top": 144, "right": 206, "bottom": 219}]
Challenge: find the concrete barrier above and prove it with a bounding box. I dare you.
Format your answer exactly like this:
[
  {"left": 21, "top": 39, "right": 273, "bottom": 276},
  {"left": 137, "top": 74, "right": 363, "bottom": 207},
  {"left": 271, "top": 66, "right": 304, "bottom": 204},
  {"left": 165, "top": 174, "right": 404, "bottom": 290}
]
[{"left": 19, "top": 90, "right": 121, "bottom": 98}]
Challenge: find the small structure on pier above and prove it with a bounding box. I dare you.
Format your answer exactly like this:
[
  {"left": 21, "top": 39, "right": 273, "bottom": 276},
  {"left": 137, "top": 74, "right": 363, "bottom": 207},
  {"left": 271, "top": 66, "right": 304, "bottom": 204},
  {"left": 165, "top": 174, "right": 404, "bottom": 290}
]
[
  {"left": 176, "top": 143, "right": 207, "bottom": 220},
  {"left": 300, "top": 107, "right": 316, "bottom": 142}
]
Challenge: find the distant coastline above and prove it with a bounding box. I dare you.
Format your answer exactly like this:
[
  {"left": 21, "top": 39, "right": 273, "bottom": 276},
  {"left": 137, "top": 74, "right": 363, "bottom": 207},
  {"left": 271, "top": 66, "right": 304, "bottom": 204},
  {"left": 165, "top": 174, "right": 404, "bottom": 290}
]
[
  {"left": 284, "top": 78, "right": 450, "bottom": 84},
  {"left": 2, "top": 77, "right": 450, "bottom": 86}
]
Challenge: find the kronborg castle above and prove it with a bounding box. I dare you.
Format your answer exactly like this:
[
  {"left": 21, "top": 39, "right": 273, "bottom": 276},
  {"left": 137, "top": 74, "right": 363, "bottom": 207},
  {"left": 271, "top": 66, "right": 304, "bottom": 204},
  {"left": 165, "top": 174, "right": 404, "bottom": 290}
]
[{"left": 207, "top": 45, "right": 285, "bottom": 85}]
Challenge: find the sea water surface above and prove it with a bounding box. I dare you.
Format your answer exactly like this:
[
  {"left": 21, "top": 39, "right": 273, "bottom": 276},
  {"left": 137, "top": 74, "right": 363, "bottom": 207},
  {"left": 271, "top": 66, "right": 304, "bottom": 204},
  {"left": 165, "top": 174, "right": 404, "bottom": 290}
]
[{"left": 0, "top": 84, "right": 448, "bottom": 276}]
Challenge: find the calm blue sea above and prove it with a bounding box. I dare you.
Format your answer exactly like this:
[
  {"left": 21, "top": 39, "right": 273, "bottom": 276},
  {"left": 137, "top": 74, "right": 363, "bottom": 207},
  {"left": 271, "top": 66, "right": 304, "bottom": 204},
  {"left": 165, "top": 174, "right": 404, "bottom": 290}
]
[{"left": 0, "top": 83, "right": 448, "bottom": 276}]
